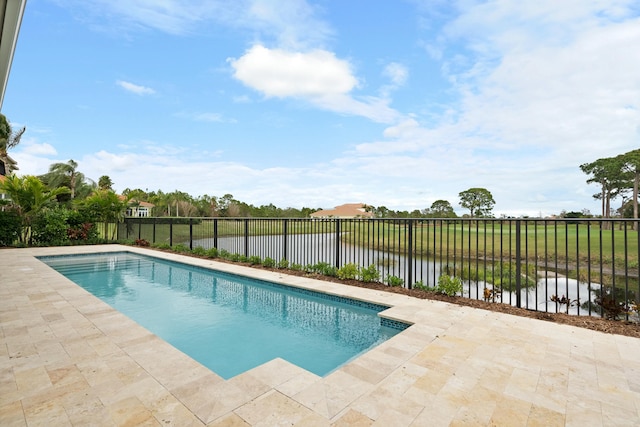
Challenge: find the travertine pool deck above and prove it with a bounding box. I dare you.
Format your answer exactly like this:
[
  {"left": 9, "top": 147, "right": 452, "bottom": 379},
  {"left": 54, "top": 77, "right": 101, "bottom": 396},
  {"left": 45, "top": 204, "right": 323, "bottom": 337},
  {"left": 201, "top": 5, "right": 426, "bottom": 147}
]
[{"left": 1, "top": 245, "right": 639, "bottom": 426}]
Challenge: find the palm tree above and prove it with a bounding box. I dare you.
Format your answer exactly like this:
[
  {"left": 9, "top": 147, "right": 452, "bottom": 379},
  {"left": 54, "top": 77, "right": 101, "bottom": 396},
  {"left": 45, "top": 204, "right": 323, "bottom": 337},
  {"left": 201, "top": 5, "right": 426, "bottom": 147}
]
[
  {"left": 43, "top": 159, "right": 92, "bottom": 200},
  {"left": 0, "top": 175, "right": 69, "bottom": 244},
  {"left": 98, "top": 175, "right": 113, "bottom": 190},
  {"left": 0, "top": 114, "right": 25, "bottom": 176},
  {"left": 77, "top": 189, "right": 128, "bottom": 239}
]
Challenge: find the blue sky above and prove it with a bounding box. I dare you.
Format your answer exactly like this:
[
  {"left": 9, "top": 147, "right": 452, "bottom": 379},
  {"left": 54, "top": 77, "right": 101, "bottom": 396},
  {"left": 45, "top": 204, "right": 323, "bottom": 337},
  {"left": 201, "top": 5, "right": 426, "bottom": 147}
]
[{"left": 3, "top": 0, "right": 639, "bottom": 216}]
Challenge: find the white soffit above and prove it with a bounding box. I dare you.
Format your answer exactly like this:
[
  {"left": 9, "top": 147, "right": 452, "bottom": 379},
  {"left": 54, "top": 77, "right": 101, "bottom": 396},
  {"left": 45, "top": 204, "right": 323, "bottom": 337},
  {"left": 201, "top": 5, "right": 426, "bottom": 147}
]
[{"left": 0, "top": 0, "right": 28, "bottom": 111}]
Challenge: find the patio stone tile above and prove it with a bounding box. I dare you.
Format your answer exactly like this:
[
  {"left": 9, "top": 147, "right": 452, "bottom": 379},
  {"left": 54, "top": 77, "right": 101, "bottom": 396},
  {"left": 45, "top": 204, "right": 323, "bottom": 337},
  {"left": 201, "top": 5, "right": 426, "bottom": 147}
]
[
  {"left": 14, "top": 366, "right": 52, "bottom": 394},
  {"left": 23, "top": 396, "right": 72, "bottom": 427},
  {"left": 274, "top": 368, "right": 321, "bottom": 398},
  {"left": 238, "top": 357, "right": 311, "bottom": 388},
  {"left": 234, "top": 390, "right": 327, "bottom": 426},
  {"left": 108, "top": 396, "right": 158, "bottom": 426},
  {"left": 525, "top": 404, "right": 565, "bottom": 427},
  {"left": 150, "top": 395, "right": 206, "bottom": 427},
  {"left": 0, "top": 400, "right": 27, "bottom": 426},
  {"left": 189, "top": 380, "right": 252, "bottom": 424},
  {"left": 488, "top": 396, "right": 532, "bottom": 426},
  {"left": 331, "top": 408, "right": 373, "bottom": 426}
]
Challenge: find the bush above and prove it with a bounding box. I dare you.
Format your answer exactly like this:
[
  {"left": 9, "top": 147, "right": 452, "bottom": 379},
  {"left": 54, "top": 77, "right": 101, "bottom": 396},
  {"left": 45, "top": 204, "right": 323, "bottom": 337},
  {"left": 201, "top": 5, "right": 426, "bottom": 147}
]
[
  {"left": 0, "top": 210, "right": 21, "bottom": 246},
  {"left": 205, "top": 247, "right": 218, "bottom": 258},
  {"left": 248, "top": 255, "right": 262, "bottom": 265},
  {"left": 413, "top": 280, "right": 427, "bottom": 290},
  {"left": 309, "top": 262, "right": 337, "bottom": 277},
  {"left": 436, "top": 275, "right": 463, "bottom": 296},
  {"left": 277, "top": 258, "right": 289, "bottom": 269},
  {"left": 173, "top": 244, "right": 190, "bottom": 253},
  {"left": 66, "top": 209, "right": 99, "bottom": 242},
  {"left": 337, "top": 263, "right": 359, "bottom": 280},
  {"left": 218, "top": 249, "right": 230, "bottom": 259},
  {"left": 386, "top": 275, "right": 404, "bottom": 287},
  {"left": 263, "top": 257, "right": 276, "bottom": 268},
  {"left": 151, "top": 242, "right": 171, "bottom": 250},
  {"left": 360, "top": 265, "right": 380, "bottom": 282},
  {"left": 290, "top": 263, "right": 303, "bottom": 271},
  {"left": 191, "top": 246, "right": 206, "bottom": 256},
  {"left": 31, "top": 208, "right": 70, "bottom": 246},
  {"left": 135, "top": 238, "right": 150, "bottom": 247}
]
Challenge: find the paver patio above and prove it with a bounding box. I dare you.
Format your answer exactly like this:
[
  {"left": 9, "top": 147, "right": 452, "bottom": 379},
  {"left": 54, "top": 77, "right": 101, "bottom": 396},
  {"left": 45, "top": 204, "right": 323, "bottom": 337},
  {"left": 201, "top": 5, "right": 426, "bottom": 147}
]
[{"left": 1, "top": 245, "right": 639, "bottom": 426}]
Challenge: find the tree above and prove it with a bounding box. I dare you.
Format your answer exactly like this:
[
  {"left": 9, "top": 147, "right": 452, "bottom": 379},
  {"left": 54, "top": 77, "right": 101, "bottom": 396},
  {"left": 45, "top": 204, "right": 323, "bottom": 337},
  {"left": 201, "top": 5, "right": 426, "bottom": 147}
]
[
  {"left": 77, "top": 189, "right": 128, "bottom": 239},
  {"left": 0, "top": 175, "right": 69, "bottom": 244},
  {"left": 617, "top": 149, "right": 640, "bottom": 227},
  {"left": 427, "top": 200, "right": 457, "bottom": 218},
  {"left": 42, "top": 159, "right": 94, "bottom": 200},
  {"left": 0, "top": 114, "right": 25, "bottom": 176},
  {"left": 98, "top": 175, "right": 113, "bottom": 190},
  {"left": 580, "top": 156, "right": 630, "bottom": 219},
  {"left": 459, "top": 188, "right": 495, "bottom": 217}
]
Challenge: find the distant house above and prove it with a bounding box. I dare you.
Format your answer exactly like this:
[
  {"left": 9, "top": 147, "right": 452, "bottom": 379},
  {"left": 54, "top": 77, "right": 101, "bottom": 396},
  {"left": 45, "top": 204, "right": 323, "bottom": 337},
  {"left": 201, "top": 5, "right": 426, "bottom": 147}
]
[
  {"left": 0, "top": 153, "right": 18, "bottom": 176},
  {"left": 310, "top": 203, "right": 373, "bottom": 219},
  {"left": 119, "top": 195, "right": 155, "bottom": 217}
]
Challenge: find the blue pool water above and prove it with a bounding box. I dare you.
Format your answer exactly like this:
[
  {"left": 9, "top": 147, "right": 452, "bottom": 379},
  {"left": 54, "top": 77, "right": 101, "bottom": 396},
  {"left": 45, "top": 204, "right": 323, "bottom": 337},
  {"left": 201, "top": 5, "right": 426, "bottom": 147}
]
[{"left": 40, "top": 252, "right": 407, "bottom": 379}]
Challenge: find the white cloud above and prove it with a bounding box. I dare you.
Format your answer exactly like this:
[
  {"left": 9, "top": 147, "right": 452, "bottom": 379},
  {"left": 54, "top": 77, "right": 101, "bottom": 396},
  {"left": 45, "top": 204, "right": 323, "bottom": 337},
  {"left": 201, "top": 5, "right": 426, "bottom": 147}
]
[
  {"left": 19, "top": 140, "right": 58, "bottom": 156},
  {"left": 383, "top": 62, "right": 408, "bottom": 87},
  {"left": 229, "top": 45, "right": 400, "bottom": 123},
  {"left": 229, "top": 45, "right": 357, "bottom": 98},
  {"left": 175, "top": 112, "right": 236, "bottom": 123},
  {"left": 58, "top": 0, "right": 331, "bottom": 45},
  {"left": 116, "top": 80, "right": 156, "bottom": 95}
]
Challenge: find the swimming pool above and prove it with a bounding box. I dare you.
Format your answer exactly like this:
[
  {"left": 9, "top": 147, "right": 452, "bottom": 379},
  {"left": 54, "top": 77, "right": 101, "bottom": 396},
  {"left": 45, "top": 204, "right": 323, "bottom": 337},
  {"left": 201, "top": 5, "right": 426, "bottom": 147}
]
[{"left": 40, "top": 252, "right": 407, "bottom": 379}]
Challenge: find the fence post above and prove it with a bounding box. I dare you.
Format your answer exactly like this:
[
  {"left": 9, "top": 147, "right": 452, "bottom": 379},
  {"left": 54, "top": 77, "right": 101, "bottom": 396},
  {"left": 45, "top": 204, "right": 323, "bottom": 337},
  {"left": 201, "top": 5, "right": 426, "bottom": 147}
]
[
  {"left": 189, "top": 218, "right": 193, "bottom": 250},
  {"left": 515, "top": 220, "right": 522, "bottom": 308},
  {"left": 213, "top": 219, "right": 218, "bottom": 249},
  {"left": 244, "top": 219, "right": 249, "bottom": 257},
  {"left": 169, "top": 219, "right": 173, "bottom": 247},
  {"left": 138, "top": 217, "right": 142, "bottom": 240},
  {"left": 283, "top": 219, "right": 289, "bottom": 261},
  {"left": 335, "top": 219, "right": 341, "bottom": 268},
  {"left": 152, "top": 218, "right": 156, "bottom": 244},
  {"left": 407, "top": 219, "right": 413, "bottom": 289}
]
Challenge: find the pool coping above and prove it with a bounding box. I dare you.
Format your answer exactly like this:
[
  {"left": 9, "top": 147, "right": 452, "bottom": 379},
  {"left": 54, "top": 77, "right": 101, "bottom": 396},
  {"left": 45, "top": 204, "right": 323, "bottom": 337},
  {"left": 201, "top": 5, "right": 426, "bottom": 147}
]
[{"left": 2, "top": 245, "right": 639, "bottom": 426}]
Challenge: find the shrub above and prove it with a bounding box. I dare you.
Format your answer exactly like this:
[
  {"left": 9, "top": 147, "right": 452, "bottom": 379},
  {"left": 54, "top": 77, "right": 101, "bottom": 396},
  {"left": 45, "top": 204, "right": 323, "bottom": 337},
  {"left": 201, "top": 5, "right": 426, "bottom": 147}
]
[
  {"left": 31, "top": 208, "right": 70, "bottom": 246},
  {"left": 0, "top": 210, "right": 21, "bottom": 246},
  {"left": 248, "top": 255, "right": 262, "bottom": 265},
  {"left": 205, "top": 247, "right": 218, "bottom": 258},
  {"left": 277, "top": 258, "right": 289, "bottom": 269},
  {"left": 290, "top": 263, "right": 303, "bottom": 271},
  {"left": 319, "top": 264, "right": 338, "bottom": 277},
  {"left": 135, "top": 238, "right": 150, "bottom": 247},
  {"left": 386, "top": 275, "right": 404, "bottom": 287},
  {"left": 218, "top": 249, "right": 230, "bottom": 259},
  {"left": 173, "top": 244, "right": 190, "bottom": 253},
  {"left": 262, "top": 257, "right": 276, "bottom": 268},
  {"left": 337, "top": 263, "right": 359, "bottom": 280},
  {"left": 151, "top": 242, "right": 171, "bottom": 250},
  {"left": 436, "top": 275, "right": 463, "bottom": 297},
  {"left": 360, "top": 265, "right": 380, "bottom": 282},
  {"left": 229, "top": 253, "right": 242, "bottom": 262},
  {"left": 65, "top": 209, "right": 99, "bottom": 242},
  {"left": 413, "top": 280, "right": 427, "bottom": 290},
  {"left": 309, "top": 262, "right": 337, "bottom": 277},
  {"left": 191, "top": 246, "right": 206, "bottom": 256}
]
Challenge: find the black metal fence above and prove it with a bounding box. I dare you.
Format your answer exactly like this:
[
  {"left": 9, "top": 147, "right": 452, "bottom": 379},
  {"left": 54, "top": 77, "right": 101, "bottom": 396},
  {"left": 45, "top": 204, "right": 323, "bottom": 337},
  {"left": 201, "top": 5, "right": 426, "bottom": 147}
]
[{"left": 119, "top": 217, "right": 640, "bottom": 319}]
